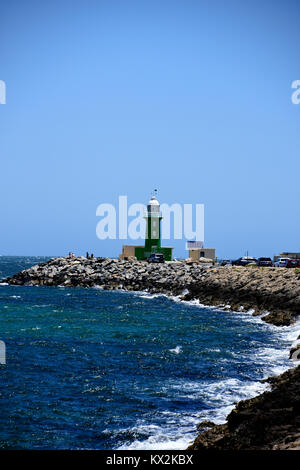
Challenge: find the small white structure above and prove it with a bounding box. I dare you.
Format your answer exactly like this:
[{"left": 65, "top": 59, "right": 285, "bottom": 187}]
[{"left": 186, "top": 241, "right": 215, "bottom": 262}]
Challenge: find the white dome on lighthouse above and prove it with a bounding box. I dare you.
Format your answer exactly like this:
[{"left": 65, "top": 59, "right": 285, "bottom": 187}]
[
  {"left": 147, "top": 191, "right": 160, "bottom": 214},
  {"left": 148, "top": 195, "right": 160, "bottom": 206}
]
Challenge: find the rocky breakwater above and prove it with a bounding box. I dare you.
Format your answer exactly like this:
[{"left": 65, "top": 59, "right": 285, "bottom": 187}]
[{"left": 2, "top": 257, "right": 300, "bottom": 327}]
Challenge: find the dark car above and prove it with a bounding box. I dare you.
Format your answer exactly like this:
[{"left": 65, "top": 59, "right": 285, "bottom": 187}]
[
  {"left": 286, "top": 259, "right": 300, "bottom": 268},
  {"left": 257, "top": 257, "right": 273, "bottom": 267},
  {"left": 147, "top": 253, "right": 165, "bottom": 263},
  {"left": 232, "top": 257, "right": 258, "bottom": 266},
  {"left": 221, "top": 259, "right": 232, "bottom": 266}
]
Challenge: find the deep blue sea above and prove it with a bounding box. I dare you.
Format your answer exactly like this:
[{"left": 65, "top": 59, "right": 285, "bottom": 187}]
[{"left": 0, "top": 256, "right": 299, "bottom": 450}]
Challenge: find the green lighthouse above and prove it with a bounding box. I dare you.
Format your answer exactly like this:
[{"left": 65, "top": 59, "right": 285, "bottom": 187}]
[
  {"left": 124, "top": 191, "right": 173, "bottom": 261},
  {"left": 144, "top": 189, "right": 162, "bottom": 256}
]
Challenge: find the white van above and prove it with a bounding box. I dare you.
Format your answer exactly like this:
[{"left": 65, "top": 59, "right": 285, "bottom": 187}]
[{"left": 274, "top": 258, "right": 290, "bottom": 267}]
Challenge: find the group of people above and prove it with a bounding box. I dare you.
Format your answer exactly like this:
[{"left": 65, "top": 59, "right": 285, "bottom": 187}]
[{"left": 67, "top": 251, "right": 94, "bottom": 259}]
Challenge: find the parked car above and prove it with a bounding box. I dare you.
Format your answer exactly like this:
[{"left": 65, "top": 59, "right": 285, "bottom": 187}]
[
  {"left": 274, "top": 257, "right": 291, "bottom": 267},
  {"left": 147, "top": 253, "right": 165, "bottom": 263},
  {"left": 286, "top": 259, "right": 300, "bottom": 268},
  {"left": 257, "top": 257, "right": 273, "bottom": 267},
  {"left": 232, "top": 257, "right": 258, "bottom": 266},
  {"left": 221, "top": 259, "right": 232, "bottom": 266}
]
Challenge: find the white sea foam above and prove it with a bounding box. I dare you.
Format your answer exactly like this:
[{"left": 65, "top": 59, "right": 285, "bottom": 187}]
[
  {"left": 235, "top": 312, "right": 300, "bottom": 377},
  {"left": 118, "top": 415, "right": 201, "bottom": 450},
  {"left": 120, "top": 432, "right": 196, "bottom": 451},
  {"left": 121, "top": 378, "right": 270, "bottom": 450},
  {"left": 169, "top": 346, "right": 182, "bottom": 354},
  {"left": 117, "top": 377, "right": 269, "bottom": 450},
  {"left": 138, "top": 293, "right": 162, "bottom": 300}
]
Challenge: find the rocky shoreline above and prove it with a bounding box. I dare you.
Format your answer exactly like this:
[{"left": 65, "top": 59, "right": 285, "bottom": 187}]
[{"left": 2, "top": 256, "right": 300, "bottom": 450}]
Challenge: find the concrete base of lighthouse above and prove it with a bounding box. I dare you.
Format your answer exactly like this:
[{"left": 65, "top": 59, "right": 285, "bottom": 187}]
[
  {"left": 120, "top": 245, "right": 173, "bottom": 261},
  {"left": 135, "top": 246, "right": 173, "bottom": 261}
]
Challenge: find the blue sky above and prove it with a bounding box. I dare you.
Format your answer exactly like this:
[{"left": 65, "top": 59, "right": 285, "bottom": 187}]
[{"left": 1, "top": 0, "right": 299, "bottom": 259}]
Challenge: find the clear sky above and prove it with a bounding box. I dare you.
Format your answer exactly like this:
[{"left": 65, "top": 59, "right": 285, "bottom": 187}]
[{"left": 1, "top": 0, "right": 299, "bottom": 259}]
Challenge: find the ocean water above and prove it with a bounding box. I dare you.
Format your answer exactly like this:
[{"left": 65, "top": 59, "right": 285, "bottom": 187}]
[{"left": 0, "top": 256, "right": 299, "bottom": 450}]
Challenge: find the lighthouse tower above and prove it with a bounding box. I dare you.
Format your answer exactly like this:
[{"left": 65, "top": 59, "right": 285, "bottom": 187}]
[
  {"left": 120, "top": 191, "right": 173, "bottom": 261},
  {"left": 144, "top": 189, "right": 162, "bottom": 256}
]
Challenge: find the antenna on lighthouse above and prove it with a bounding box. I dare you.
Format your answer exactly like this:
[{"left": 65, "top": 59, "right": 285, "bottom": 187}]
[{"left": 153, "top": 189, "right": 158, "bottom": 198}]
